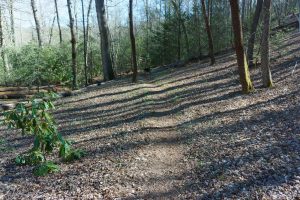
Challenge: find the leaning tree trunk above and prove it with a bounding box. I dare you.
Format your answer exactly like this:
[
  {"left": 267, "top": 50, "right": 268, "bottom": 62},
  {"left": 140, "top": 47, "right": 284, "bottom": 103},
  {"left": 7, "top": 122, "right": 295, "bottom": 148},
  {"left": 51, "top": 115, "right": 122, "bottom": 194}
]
[
  {"left": 31, "top": 0, "right": 42, "bottom": 47},
  {"left": 95, "top": 0, "right": 115, "bottom": 81},
  {"left": 67, "top": 0, "right": 78, "bottom": 89},
  {"left": 54, "top": 0, "right": 63, "bottom": 44},
  {"left": 261, "top": 0, "right": 273, "bottom": 87},
  {"left": 201, "top": 0, "right": 215, "bottom": 65},
  {"left": 129, "top": 0, "right": 138, "bottom": 83},
  {"left": 229, "top": 0, "right": 254, "bottom": 93},
  {"left": 247, "top": 0, "right": 263, "bottom": 67}
]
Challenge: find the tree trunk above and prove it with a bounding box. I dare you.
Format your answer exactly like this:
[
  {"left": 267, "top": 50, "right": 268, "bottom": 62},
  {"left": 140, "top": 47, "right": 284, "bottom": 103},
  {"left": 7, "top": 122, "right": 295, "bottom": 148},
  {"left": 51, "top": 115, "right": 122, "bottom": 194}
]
[
  {"left": 201, "top": 0, "right": 215, "bottom": 65},
  {"left": 247, "top": 0, "right": 263, "bottom": 67},
  {"left": 261, "top": 0, "right": 273, "bottom": 87},
  {"left": 54, "top": 0, "right": 63, "bottom": 44},
  {"left": 49, "top": 16, "right": 56, "bottom": 45},
  {"left": 177, "top": 1, "right": 181, "bottom": 60},
  {"left": 9, "top": 0, "right": 15, "bottom": 45},
  {"left": 86, "top": 0, "right": 93, "bottom": 82},
  {"left": 129, "top": 0, "right": 138, "bottom": 83},
  {"left": 172, "top": 0, "right": 190, "bottom": 58},
  {"left": 229, "top": 0, "right": 254, "bottom": 94},
  {"left": 0, "top": 5, "right": 7, "bottom": 86},
  {"left": 194, "top": 0, "right": 202, "bottom": 57},
  {"left": 145, "top": 0, "right": 149, "bottom": 57},
  {"left": 31, "top": 0, "right": 42, "bottom": 47},
  {"left": 74, "top": 0, "right": 79, "bottom": 42},
  {"left": 81, "top": 0, "right": 88, "bottom": 86},
  {"left": 298, "top": 0, "right": 300, "bottom": 32},
  {"left": 67, "top": 0, "right": 78, "bottom": 89},
  {"left": 95, "top": 0, "right": 115, "bottom": 81},
  {"left": 241, "top": 0, "right": 246, "bottom": 23}
]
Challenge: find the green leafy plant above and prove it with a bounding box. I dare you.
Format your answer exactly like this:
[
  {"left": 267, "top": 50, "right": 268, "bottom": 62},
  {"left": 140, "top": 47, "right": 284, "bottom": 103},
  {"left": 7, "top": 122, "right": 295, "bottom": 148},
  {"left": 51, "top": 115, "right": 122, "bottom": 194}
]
[
  {"left": 33, "top": 161, "right": 60, "bottom": 176},
  {"left": 4, "top": 92, "right": 84, "bottom": 176},
  {"left": 15, "top": 150, "right": 45, "bottom": 166}
]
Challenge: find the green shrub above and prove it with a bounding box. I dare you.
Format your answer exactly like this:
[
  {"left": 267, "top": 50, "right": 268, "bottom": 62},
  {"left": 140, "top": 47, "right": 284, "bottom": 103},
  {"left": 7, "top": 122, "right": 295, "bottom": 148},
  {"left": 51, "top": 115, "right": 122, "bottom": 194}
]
[
  {"left": 4, "top": 92, "right": 84, "bottom": 176},
  {"left": 5, "top": 43, "right": 72, "bottom": 86}
]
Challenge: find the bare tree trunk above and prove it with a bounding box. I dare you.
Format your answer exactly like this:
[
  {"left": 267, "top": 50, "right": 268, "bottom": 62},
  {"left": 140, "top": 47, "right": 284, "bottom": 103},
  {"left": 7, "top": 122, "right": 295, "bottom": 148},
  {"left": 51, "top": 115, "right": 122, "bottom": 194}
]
[
  {"left": 81, "top": 0, "right": 88, "bottom": 86},
  {"left": 67, "top": 0, "right": 78, "bottom": 89},
  {"left": 201, "top": 0, "right": 215, "bottom": 65},
  {"left": 0, "top": 5, "right": 7, "bottom": 86},
  {"left": 172, "top": 0, "right": 190, "bottom": 58},
  {"left": 207, "top": 0, "right": 211, "bottom": 24},
  {"left": 181, "top": 14, "right": 190, "bottom": 58},
  {"left": 247, "top": 0, "right": 263, "bottom": 67},
  {"left": 95, "top": 0, "right": 115, "bottom": 81},
  {"left": 86, "top": 0, "right": 93, "bottom": 83},
  {"left": 54, "top": 0, "right": 63, "bottom": 44},
  {"left": 177, "top": 1, "right": 181, "bottom": 60},
  {"left": 162, "top": 0, "right": 168, "bottom": 64},
  {"left": 74, "top": 0, "right": 79, "bottom": 41},
  {"left": 241, "top": 0, "right": 246, "bottom": 23},
  {"left": 194, "top": 0, "right": 202, "bottom": 57},
  {"left": 31, "top": 0, "right": 42, "bottom": 47},
  {"left": 49, "top": 16, "right": 56, "bottom": 45},
  {"left": 9, "top": 0, "right": 15, "bottom": 46},
  {"left": 261, "top": 0, "right": 273, "bottom": 87},
  {"left": 129, "top": 0, "right": 138, "bottom": 83},
  {"left": 145, "top": 0, "right": 149, "bottom": 57},
  {"left": 229, "top": 0, "right": 254, "bottom": 94}
]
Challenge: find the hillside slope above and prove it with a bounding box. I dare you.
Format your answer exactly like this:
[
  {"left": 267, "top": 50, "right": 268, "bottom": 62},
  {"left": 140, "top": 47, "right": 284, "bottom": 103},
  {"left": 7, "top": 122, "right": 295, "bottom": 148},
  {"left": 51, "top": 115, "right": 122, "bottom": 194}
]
[{"left": 0, "top": 32, "right": 299, "bottom": 199}]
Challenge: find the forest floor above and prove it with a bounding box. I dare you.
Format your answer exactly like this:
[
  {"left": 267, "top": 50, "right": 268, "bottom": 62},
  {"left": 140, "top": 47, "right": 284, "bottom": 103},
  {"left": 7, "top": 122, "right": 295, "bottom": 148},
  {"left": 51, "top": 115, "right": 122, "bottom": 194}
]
[{"left": 0, "top": 32, "right": 300, "bottom": 199}]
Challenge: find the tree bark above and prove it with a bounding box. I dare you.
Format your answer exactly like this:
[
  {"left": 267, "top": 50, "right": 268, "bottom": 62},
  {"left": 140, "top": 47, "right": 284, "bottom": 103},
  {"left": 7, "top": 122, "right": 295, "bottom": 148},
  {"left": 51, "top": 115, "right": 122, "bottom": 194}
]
[
  {"left": 67, "top": 0, "right": 78, "bottom": 89},
  {"left": 0, "top": 5, "right": 7, "bottom": 86},
  {"left": 193, "top": 0, "right": 202, "bottom": 57},
  {"left": 229, "top": 0, "right": 254, "bottom": 93},
  {"left": 49, "top": 16, "right": 56, "bottom": 45},
  {"left": 95, "top": 0, "right": 115, "bottom": 81},
  {"left": 31, "top": 0, "right": 42, "bottom": 47},
  {"left": 54, "top": 0, "right": 63, "bottom": 44},
  {"left": 9, "top": 0, "right": 15, "bottom": 45},
  {"left": 172, "top": 0, "right": 190, "bottom": 58},
  {"left": 241, "top": 0, "right": 246, "bottom": 23},
  {"left": 145, "top": 0, "right": 149, "bottom": 57},
  {"left": 247, "top": 0, "right": 263, "bottom": 67},
  {"left": 201, "top": 0, "right": 215, "bottom": 65},
  {"left": 129, "top": 0, "right": 138, "bottom": 83},
  {"left": 176, "top": 1, "right": 181, "bottom": 60},
  {"left": 261, "top": 0, "right": 273, "bottom": 87},
  {"left": 86, "top": 0, "right": 93, "bottom": 82},
  {"left": 81, "top": 0, "right": 88, "bottom": 86}
]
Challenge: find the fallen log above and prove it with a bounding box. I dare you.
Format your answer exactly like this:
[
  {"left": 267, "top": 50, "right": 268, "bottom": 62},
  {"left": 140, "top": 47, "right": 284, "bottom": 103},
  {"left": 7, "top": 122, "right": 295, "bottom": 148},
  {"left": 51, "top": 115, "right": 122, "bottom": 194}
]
[{"left": 0, "top": 87, "right": 29, "bottom": 92}]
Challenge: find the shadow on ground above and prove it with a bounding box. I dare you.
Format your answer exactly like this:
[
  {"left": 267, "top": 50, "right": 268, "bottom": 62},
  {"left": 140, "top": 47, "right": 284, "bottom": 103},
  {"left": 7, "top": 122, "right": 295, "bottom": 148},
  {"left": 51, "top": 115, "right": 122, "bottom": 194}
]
[{"left": 0, "top": 32, "right": 299, "bottom": 199}]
